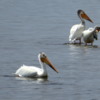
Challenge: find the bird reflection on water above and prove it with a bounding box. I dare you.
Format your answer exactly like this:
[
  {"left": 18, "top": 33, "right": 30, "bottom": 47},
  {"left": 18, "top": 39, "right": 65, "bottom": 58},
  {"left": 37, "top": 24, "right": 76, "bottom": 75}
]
[{"left": 15, "top": 76, "right": 48, "bottom": 84}]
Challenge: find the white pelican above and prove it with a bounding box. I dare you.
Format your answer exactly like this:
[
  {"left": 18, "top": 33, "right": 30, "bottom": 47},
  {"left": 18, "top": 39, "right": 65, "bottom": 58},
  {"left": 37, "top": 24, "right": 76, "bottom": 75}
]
[
  {"left": 82, "top": 26, "right": 100, "bottom": 45},
  {"left": 69, "top": 9, "right": 93, "bottom": 44},
  {"left": 15, "top": 52, "right": 58, "bottom": 78}
]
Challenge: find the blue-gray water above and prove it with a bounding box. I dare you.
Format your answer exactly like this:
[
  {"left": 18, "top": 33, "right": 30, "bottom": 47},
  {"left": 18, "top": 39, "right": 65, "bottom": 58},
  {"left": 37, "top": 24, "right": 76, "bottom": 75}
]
[{"left": 1, "top": 0, "right": 100, "bottom": 100}]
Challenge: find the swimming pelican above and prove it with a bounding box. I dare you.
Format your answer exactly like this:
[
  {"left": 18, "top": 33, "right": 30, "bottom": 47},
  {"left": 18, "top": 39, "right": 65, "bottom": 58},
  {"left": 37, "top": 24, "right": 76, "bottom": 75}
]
[
  {"left": 69, "top": 9, "right": 93, "bottom": 44},
  {"left": 15, "top": 52, "right": 58, "bottom": 78},
  {"left": 82, "top": 26, "right": 100, "bottom": 45}
]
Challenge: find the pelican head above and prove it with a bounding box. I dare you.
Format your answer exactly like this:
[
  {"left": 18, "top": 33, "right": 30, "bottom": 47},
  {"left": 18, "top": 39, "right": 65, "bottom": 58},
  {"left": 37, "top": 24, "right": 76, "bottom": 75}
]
[
  {"left": 93, "top": 27, "right": 100, "bottom": 40},
  {"left": 95, "top": 27, "right": 100, "bottom": 33},
  {"left": 77, "top": 10, "right": 93, "bottom": 23},
  {"left": 39, "top": 52, "right": 58, "bottom": 73}
]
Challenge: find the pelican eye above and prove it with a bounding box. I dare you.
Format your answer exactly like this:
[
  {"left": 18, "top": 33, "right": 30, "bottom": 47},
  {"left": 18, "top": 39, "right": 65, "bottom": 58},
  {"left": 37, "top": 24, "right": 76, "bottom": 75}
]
[
  {"left": 41, "top": 54, "right": 47, "bottom": 62},
  {"left": 42, "top": 54, "right": 46, "bottom": 58}
]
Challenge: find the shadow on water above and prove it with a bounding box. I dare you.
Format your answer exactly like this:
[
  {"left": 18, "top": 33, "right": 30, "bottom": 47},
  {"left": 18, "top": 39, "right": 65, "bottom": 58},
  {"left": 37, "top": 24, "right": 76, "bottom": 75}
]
[
  {"left": 15, "top": 77, "right": 49, "bottom": 84},
  {"left": 0, "top": 74, "right": 15, "bottom": 78},
  {"left": 15, "top": 77, "right": 63, "bottom": 86},
  {"left": 38, "top": 41, "right": 100, "bottom": 49},
  {"left": 0, "top": 74, "right": 63, "bottom": 86},
  {"left": 0, "top": 74, "right": 48, "bottom": 83},
  {"left": 63, "top": 42, "right": 99, "bottom": 48}
]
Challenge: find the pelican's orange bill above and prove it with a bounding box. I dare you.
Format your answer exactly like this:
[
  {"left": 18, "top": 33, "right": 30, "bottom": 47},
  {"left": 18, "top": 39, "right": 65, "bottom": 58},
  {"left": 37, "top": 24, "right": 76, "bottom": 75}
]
[
  {"left": 81, "top": 12, "right": 93, "bottom": 23},
  {"left": 41, "top": 57, "right": 59, "bottom": 73}
]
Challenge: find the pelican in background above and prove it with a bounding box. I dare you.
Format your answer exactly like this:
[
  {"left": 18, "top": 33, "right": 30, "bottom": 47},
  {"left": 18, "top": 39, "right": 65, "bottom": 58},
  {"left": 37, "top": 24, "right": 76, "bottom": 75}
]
[
  {"left": 82, "top": 26, "right": 100, "bottom": 45},
  {"left": 15, "top": 52, "right": 58, "bottom": 78},
  {"left": 69, "top": 9, "right": 93, "bottom": 44}
]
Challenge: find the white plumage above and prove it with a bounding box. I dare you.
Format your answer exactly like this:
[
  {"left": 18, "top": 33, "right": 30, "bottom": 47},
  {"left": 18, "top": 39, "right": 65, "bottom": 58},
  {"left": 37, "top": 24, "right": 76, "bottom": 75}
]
[
  {"left": 82, "top": 26, "right": 100, "bottom": 45},
  {"left": 15, "top": 52, "right": 58, "bottom": 78},
  {"left": 69, "top": 10, "right": 93, "bottom": 43},
  {"left": 69, "top": 23, "right": 85, "bottom": 42},
  {"left": 15, "top": 65, "right": 40, "bottom": 77}
]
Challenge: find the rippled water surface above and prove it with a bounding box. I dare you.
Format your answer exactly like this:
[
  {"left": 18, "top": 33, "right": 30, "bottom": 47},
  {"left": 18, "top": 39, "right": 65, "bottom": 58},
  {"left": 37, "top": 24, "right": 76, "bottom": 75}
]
[{"left": 1, "top": 0, "right": 100, "bottom": 100}]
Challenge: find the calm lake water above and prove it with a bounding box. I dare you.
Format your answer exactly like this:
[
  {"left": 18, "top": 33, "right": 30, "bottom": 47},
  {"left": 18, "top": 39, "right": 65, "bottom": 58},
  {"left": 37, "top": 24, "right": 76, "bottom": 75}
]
[{"left": 1, "top": 0, "right": 100, "bottom": 100}]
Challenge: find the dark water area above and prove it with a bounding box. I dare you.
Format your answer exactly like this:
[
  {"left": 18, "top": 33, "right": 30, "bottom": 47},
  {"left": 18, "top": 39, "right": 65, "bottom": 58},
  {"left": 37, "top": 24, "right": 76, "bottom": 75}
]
[{"left": 1, "top": 0, "right": 100, "bottom": 100}]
